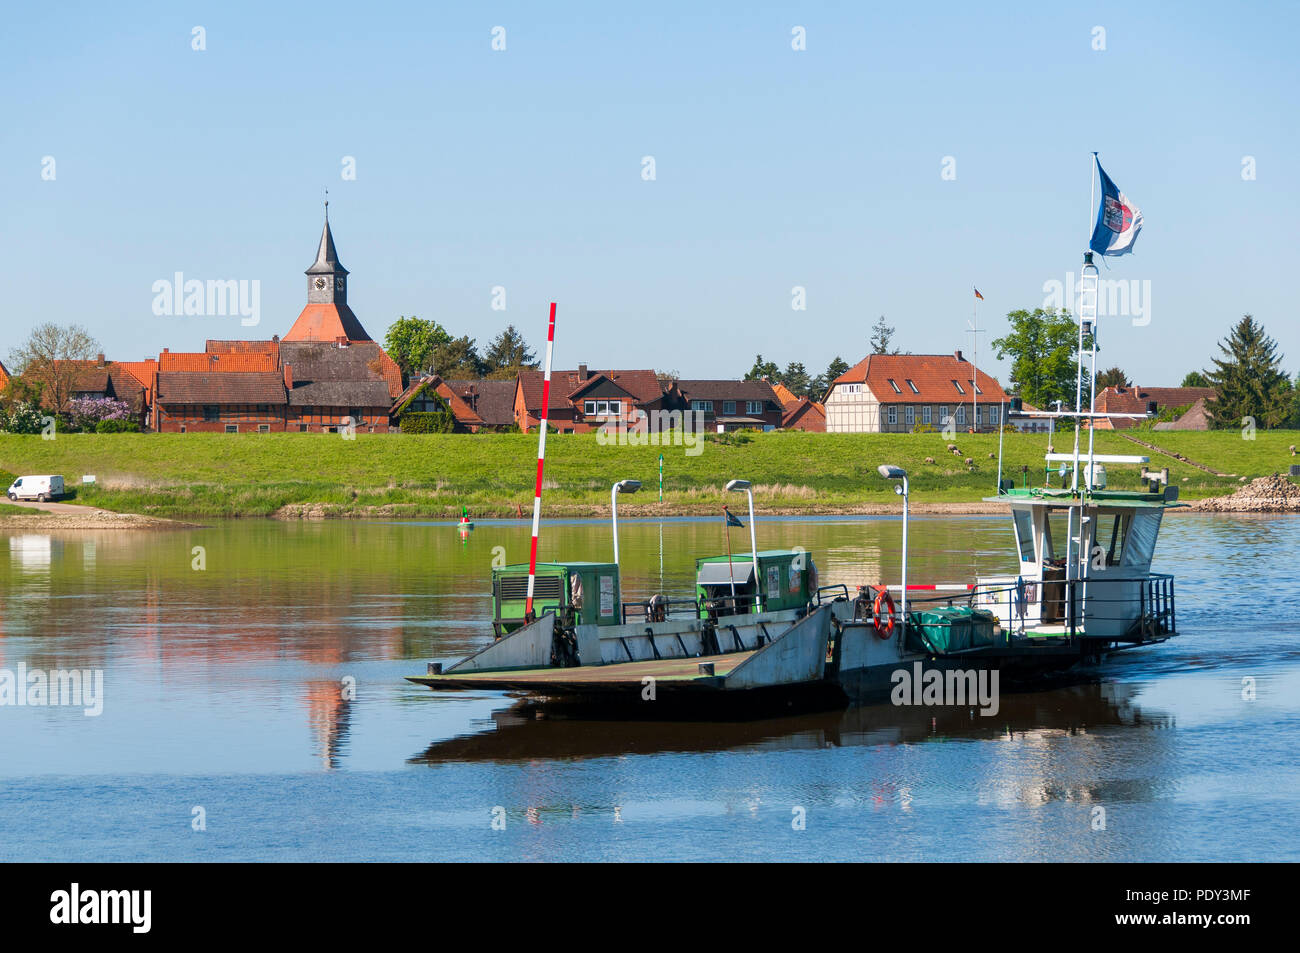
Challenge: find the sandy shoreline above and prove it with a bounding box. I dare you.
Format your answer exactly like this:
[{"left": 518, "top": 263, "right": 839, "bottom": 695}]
[{"left": 0, "top": 511, "right": 199, "bottom": 530}]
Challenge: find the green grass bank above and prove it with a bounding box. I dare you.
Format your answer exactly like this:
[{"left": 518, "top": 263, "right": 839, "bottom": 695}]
[{"left": 1, "top": 430, "right": 1297, "bottom": 519}]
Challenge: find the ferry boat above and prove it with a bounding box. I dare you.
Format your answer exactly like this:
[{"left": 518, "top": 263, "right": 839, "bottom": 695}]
[{"left": 409, "top": 252, "right": 1179, "bottom": 716}]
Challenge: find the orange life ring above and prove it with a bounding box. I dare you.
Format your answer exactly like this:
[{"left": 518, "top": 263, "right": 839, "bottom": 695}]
[{"left": 872, "top": 587, "right": 896, "bottom": 639}]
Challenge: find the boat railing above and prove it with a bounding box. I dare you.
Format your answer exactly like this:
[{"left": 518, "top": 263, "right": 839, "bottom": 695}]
[
  {"left": 813, "top": 584, "right": 850, "bottom": 605},
  {"left": 899, "top": 573, "right": 1177, "bottom": 642},
  {"left": 620, "top": 597, "right": 704, "bottom": 624}
]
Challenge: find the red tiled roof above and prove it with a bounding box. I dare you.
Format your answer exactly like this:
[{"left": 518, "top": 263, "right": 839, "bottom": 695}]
[
  {"left": 782, "top": 397, "right": 826, "bottom": 431},
  {"left": 0, "top": 360, "right": 9, "bottom": 387},
  {"left": 156, "top": 371, "right": 287, "bottom": 404},
  {"left": 770, "top": 381, "right": 800, "bottom": 409},
  {"left": 114, "top": 360, "right": 158, "bottom": 392},
  {"left": 445, "top": 380, "right": 517, "bottom": 428},
  {"left": 1096, "top": 385, "right": 1216, "bottom": 415},
  {"left": 675, "top": 380, "right": 780, "bottom": 405},
  {"left": 283, "top": 303, "right": 372, "bottom": 342},
  {"left": 206, "top": 340, "right": 280, "bottom": 355},
  {"left": 832, "top": 353, "right": 1008, "bottom": 403},
  {"left": 159, "top": 352, "right": 278, "bottom": 373},
  {"left": 517, "top": 368, "right": 662, "bottom": 413}
]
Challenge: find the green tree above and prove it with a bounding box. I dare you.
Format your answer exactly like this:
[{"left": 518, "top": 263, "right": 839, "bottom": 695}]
[
  {"left": 1205, "top": 315, "right": 1290, "bottom": 430},
  {"left": 781, "top": 362, "right": 812, "bottom": 398},
  {"left": 870, "top": 316, "right": 898, "bottom": 355},
  {"left": 810, "top": 355, "right": 850, "bottom": 400},
  {"left": 745, "top": 354, "right": 779, "bottom": 382},
  {"left": 483, "top": 325, "right": 537, "bottom": 379},
  {"left": 384, "top": 316, "right": 450, "bottom": 381},
  {"left": 1180, "top": 370, "right": 1210, "bottom": 388},
  {"left": 7, "top": 322, "right": 101, "bottom": 413},
  {"left": 990, "top": 308, "right": 1091, "bottom": 412},
  {"left": 432, "top": 335, "right": 486, "bottom": 379},
  {"left": 1096, "top": 366, "right": 1130, "bottom": 390}
]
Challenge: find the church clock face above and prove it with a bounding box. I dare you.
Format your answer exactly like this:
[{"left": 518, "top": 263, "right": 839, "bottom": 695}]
[{"left": 314, "top": 277, "right": 326, "bottom": 290}]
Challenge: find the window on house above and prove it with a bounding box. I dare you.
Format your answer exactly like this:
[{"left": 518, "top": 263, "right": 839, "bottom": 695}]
[
  {"left": 179, "top": 426, "right": 186, "bottom": 433},
  {"left": 256, "top": 404, "right": 269, "bottom": 413},
  {"left": 887, "top": 379, "right": 902, "bottom": 394},
  {"left": 203, "top": 405, "right": 219, "bottom": 421},
  {"left": 584, "top": 400, "right": 596, "bottom": 415},
  {"left": 746, "top": 400, "right": 763, "bottom": 415},
  {"left": 723, "top": 401, "right": 736, "bottom": 415},
  {"left": 350, "top": 409, "right": 364, "bottom": 424},
  {"left": 952, "top": 380, "right": 966, "bottom": 395},
  {"left": 258, "top": 424, "right": 270, "bottom": 433},
  {"left": 887, "top": 406, "right": 897, "bottom": 425},
  {"left": 299, "top": 424, "right": 308, "bottom": 432},
  {"left": 955, "top": 406, "right": 966, "bottom": 425},
  {"left": 906, "top": 379, "right": 919, "bottom": 394},
  {"left": 609, "top": 400, "right": 622, "bottom": 416},
  {"left": 691, "top": 400, "right": 713, "bottom": 412},
  {"left": 989, "top": 406, "right": 999, "bottom": 425},
  {"left": 922, "top": 406, "right": 932, "bottom": 424},
  {"left": 905, "top": 406, "right": 915, "bottom": 426},
  {"left": 974, "top": 382, "right": 983, "bottom": 395},
  {"left": 224, "top": 424, "right": 238, "bottom": 433}
]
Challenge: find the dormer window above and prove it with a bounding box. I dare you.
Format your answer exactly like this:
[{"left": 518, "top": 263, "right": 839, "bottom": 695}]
[
  {"left": 952, "top": 379, "right": 966, "bottom": 394},
  {"left": 905, "top": 379, "right": 919, "bottom": 394},
  {"left": 887, "top": 378, "right": 902, "bottom": 394}
]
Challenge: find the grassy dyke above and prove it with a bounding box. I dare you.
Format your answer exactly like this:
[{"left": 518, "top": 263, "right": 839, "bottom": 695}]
[{"left": 0, "top": 430, "right": 1297, "bottom": 518}]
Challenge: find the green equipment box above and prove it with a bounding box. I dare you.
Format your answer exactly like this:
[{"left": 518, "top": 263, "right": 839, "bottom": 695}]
[
  {"left": 492, "top": 562, "right": 621, "bottom": 636},
  {"left": 694, "top": 550, "right": 813, "bottom": 614}
]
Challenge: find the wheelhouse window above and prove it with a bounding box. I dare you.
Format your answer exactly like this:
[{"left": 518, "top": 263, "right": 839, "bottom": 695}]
[{"left": 1013, "top": 509, "right": 1035, "bottom": 563}]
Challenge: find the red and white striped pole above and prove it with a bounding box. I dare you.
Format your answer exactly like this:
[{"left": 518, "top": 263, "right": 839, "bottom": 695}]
[{"left": 525, "top": 302, "right": 557, "bottom": 618}]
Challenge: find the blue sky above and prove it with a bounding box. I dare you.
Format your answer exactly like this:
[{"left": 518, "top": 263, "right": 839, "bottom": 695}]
[{"left": 3, "top": 1, "right": 1296, "bottom": 384}]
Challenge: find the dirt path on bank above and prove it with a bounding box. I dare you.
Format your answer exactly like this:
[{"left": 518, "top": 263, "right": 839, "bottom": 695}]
[{"left": 0, "top": 499, "right": 197, "bottom": 529}]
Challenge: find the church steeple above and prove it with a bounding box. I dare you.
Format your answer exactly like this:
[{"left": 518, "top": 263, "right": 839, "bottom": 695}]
[{"left": 305, "top": 201, "right": 348, "bottom": 305}]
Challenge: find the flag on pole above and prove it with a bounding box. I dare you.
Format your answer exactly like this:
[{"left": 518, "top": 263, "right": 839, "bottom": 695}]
[
  {"left": 973, "top": 288, "right": 984, "bottom": 300},
  {"left": 1089, "top": 159, "right": 1143, "bottom": 256},
  {"left": 724, "top": 506, "right": 744, "bottom": 528}
]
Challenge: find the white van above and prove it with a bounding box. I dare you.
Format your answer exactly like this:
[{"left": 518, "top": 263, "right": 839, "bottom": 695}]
[{"left": 7, "top": 475, "right": 65, "bottom": 502}]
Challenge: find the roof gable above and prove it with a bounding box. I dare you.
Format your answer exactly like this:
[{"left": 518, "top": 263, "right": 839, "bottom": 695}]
[{"left": 833, "top": 352, "right": 1007, "bottom": 403}]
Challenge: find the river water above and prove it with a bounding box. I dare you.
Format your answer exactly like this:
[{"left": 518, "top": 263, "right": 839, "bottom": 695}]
[{"left": 0, "top": 513, "right": 1296, "bottom": 861}]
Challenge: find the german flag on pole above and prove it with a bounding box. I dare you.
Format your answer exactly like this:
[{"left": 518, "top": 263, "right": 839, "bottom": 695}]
[{"left": 974, "top": 287, "right": 984, "bottom": 300}]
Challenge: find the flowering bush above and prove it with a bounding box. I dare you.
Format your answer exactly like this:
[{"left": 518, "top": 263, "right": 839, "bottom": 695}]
[
  {"left": 68, "top": 397, "right": 132, "bottom": 432},
  {"left": 0, "top": 401, "right": 47, "bottom": 434}
]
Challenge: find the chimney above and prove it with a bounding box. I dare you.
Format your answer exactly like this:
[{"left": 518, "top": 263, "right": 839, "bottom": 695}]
[
  {"left": 578, "top": 363, "right": 588, "bottom": 380},
  {"left": 284, "top": 363, "right": 293, "bottom": 389},
  {"left": 954, "top": 349, "right": 963, "bottom": 362},
  {"left": 96, "top": 352, "right": 105, "bottom": 367},
  {"left": 162, "top": 348, "right": 169, "bottom": 354}
]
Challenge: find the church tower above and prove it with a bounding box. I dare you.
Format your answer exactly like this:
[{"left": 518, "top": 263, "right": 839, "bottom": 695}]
[{"left": 283, "top": 203, "right": 373, "bottom": 342}]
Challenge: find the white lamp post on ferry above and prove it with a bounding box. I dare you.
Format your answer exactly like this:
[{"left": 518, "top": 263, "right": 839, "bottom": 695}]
[
  {"left": 726, "top": 479, "right": 760, "bottom": 611},
  {"left": 878, "top": 464, "right": 909, "bottom": 641},
  {"left": 611, "top": 479, "right": 641, "bottom": 566}
]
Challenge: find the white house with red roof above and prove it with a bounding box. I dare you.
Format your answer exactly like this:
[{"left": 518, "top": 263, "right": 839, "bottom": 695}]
[{"left": 824, "top": 350, "right": 1009, "bottom": 433}]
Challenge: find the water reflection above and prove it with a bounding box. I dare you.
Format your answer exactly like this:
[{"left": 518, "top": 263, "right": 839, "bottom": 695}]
[{"left": 412, "top": 681, "right": 1173, "bottom": 764}]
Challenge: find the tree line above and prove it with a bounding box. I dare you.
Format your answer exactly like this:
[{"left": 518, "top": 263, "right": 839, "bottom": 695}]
[
  {"left": 383, "top": 318, "right": 538, "bottom": 383},
  {"left": 991, "top": 309, "right": 1298, "bottom": 430}
]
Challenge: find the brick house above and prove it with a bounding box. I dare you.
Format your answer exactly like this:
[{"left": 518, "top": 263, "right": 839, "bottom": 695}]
[
  {"left": 513, "top": 365, "right": 662, "bottom": 433},
  {"left": 443, "top": 380, "right": 518, "bottom": 430},
  {"left": 390, "top": 375, "right": 484, "bottom": 432},
  {"left": 824, "top": 350, "right": 1009, "bottom": 433},
  {"left": 654, "top": 379, "right": 783, "bottom": 431},
  {"left": 1092, "top": 385, "right": 1216, "bottom": 430},
  {"left": 155, "top": 370, "right": 290, "bottom": 433},
  {"left": 771, "top": 381, "right": 826, "bottom": 432}
]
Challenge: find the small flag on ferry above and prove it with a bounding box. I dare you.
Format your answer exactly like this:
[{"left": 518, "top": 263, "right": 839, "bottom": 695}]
[
  {"left": 724, "top": 507, "right": 744, "bottom": 528},
  {"left": 974, "top": 287, "right": 984, "bottom": 300},
  {"left": 1089, "top": 158, "right": 1143, "bottom": 256}
]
